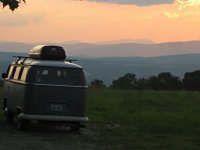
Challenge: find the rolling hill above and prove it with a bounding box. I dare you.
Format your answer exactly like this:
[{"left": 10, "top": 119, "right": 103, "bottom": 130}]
[
  {"left": 0, "top": 40, "right": 200, "bottom": 57},
  {"left": 1, "top": 52, "right": 200, "bottom": 85}
]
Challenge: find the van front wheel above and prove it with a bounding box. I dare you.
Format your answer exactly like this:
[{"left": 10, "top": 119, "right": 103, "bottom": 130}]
[
  {"left": 17, "top": 119, "right": 29, "bottom": 131},
  {"left": 5, "top": 108, "right": 15, "bottom": 123},
  {"left": 70, "top": 125, "right": 80, "bottom": 132}
]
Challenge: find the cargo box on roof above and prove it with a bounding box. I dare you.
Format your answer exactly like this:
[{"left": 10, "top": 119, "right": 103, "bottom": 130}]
[{"left": 29, "top": 45, "right": 66, "bottom": 60}]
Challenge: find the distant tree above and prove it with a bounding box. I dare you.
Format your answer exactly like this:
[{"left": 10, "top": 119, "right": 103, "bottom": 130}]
[
  {"left": 147, "top": 75, "right": 160, "bottom": 90},
  {"left": 0, "top": 0, "right": 26, "bottom": 11},
  {"left": 111, "top": 73, "right": 137, "bottom": 89},
  {"left": 90, "top": 79, "right": 106, "bottom": 88},
  {"left": 183, "top": 70, "right": 200, "bottom": 90},
  {"left": 148, "top": 72, "right": 182, "bottom": 90},
  {"left": 136, "top": 78, "right": 150, "bottom": 90},
  {"left": 158, "top": 72, "right": 182, "bottom": 90}
]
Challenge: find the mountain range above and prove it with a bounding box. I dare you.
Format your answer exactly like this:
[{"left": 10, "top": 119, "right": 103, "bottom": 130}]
[{"left": 0, "top": 40, "right": 200, "bottom": 57}]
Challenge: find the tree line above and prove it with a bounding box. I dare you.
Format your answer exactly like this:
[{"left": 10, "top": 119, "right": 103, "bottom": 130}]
[{"left": 90, "top": 70, "right": 200, "bottom": 91}]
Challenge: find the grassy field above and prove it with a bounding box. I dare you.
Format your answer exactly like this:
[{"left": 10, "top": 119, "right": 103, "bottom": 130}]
[
  {"left": 87, "top": 89, "right": 200, "bottom": 150},
  {"left": 1, "top": 87, "right": 200, "bottom": 149}
]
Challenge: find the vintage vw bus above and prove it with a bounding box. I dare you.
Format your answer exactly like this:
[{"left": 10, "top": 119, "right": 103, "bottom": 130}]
[{"left": 1, "top": 45, "right": 88, "bottom": 130}]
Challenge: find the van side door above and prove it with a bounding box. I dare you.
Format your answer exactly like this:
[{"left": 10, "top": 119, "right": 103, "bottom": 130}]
[{"left": 8, "top": 66, "right": 24, "bottom": 112}]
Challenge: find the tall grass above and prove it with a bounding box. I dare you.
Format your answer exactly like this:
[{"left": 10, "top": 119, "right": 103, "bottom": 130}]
[{"left": 87, "top": 89, "right": 200, "bottom": 149}]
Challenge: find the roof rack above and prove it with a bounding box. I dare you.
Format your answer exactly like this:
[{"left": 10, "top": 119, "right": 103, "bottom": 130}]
[
  {"left": 13, "top": 56, "right": 77, "bottom": 64},
  {"left": 13, "top": 56, "right": 30, "bottom": 64},
  {"left": 65, "top": 59, "right": 77, "bottom": 63}
]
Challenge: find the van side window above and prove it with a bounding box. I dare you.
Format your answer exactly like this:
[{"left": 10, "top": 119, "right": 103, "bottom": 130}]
[
  {"left": 13, "top": 66, "right": 21, "bottom": 80},
  {"left": 18, "top": 67, "right": 24, "bottom": 80},
  {"left": 7, "top": 65, "right": 14, "bottom": 79},
  {"left": 8, "top": 65, "right": 17, "bottom": 79},
  {"left": 20, "top": 67, "right": 29, "bottom": 81}
]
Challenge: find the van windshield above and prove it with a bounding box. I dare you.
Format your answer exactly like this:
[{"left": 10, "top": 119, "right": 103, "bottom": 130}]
[{"left": 33, "top": 67, "right": 86, "bottom": 86}]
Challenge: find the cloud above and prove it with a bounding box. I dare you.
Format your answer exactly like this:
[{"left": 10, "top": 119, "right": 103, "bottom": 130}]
[
  {"left": 164, "top": 11, "right": 180, "bottom": 18},
  {"left": 177, "top": 0, "right": 200, "bottom": 10},
  {"left": 92, "top": 0, "right": 175, "bottom": 6},
  {"left": 163, "top": 0, "right": 200, "bottom": 18}
]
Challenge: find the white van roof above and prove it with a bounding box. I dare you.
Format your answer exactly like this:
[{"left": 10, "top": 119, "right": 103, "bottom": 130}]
[
  {"left": 12, "top": 58, "right": 83, "bottom": 69},
  {"left": 31, "top": 60, "right": 82, "bottom": 69}
]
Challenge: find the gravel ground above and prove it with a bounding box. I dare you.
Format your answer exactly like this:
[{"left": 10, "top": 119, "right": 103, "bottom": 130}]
[{"left": 0, "top": 119, "right": 105, "bottom": 150}]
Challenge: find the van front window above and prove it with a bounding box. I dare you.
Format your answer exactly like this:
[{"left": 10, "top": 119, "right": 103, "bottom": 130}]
[{"left": 34, "top": 67, "right": 86, "bottom": 86}]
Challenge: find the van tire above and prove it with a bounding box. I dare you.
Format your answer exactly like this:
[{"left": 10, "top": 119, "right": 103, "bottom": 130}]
[
  {"left": 70, "top": 126, "right": 80, "bottom": 132},
  {"left": 5, "top": 108, "right": 15, "bottom": 123},
  {"left": 3, "top": 99, "right": 7, "bottom": 110},
  {"left": 17, "top": 119, "right": 29, "bottom": 131}
]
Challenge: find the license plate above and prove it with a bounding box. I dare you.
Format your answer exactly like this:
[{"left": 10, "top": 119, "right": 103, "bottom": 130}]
[{"left": 50, "top": 104, "right": 63, "bottom": 112}]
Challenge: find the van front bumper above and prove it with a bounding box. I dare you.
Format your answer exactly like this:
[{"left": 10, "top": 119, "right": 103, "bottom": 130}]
[{"left": 18, "top": 113, "right": 89, "bottom": 123}]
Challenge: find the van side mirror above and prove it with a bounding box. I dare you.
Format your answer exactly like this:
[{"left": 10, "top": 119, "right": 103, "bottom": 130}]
[{"left": 2, "top": 73, "right": 6, "bottom": 79}]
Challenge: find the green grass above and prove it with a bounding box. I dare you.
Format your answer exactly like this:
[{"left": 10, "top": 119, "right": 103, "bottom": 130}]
[
  {"left": 1, "top": 87, "right": 200, "bottom": 149},
  {"left": 86, "top": 89, "right": 200, "bottom": 149}
]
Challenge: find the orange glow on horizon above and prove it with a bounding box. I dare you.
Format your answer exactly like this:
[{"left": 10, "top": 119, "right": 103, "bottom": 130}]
[{"left": 0, "top": 0, "right": 199, "bottom": 43}]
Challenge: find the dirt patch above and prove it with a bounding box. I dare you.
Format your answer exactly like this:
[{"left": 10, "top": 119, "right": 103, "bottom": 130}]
[{"left": 0, "top": 119, "right": 105, "bottom": 150}]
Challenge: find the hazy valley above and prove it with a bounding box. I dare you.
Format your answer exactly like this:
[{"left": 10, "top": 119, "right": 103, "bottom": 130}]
[{"left": 1, "top": 51, "right": 200, "bottom": 85}]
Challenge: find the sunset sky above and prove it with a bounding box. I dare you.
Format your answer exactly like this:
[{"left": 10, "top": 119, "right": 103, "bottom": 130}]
[{"left": 0, "top": 0, "right": 200, "bottom": 43}]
